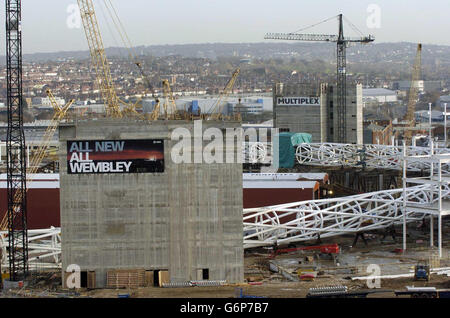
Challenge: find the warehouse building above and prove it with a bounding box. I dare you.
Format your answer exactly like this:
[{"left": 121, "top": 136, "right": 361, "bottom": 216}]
[
  {"left": 273, "top": 82, "right": 363, "bottom": 144},
  {"left": 392, "top": 80, "right": 443, "bottom": 93},
  {"left": 59, "top": 119, "right": 244, "bottom": 288},
  {"left": 142, "top": 97, "right": 273, "bottom": 117},
  {"left": 363, "top": 88, "right": 398, "bottom": 104},
  {"left": 0, "top": 174, "right": 60, "bottom": 229}
]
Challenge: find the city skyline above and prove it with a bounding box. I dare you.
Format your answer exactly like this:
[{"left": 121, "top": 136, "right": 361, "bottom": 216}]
[{"left": 0, "top": 0, "right": 448, "bottom": 54}]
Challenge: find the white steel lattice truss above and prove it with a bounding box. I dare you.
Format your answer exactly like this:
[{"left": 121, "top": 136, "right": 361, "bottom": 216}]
[
  {"left": 296, "top": 143, "right": 450, "bottom": 173},
  {"left": 243, "top": 184, "right": 450, "bottom": 249},
  {"left": 0, "top": 186, "right": 447, "bottom": 265},
  {"left": 2, "top": 143, "right": 449, "bottom": 268},
  {"left": 1, "top": 227, "right": 61, "bottom": 270}
]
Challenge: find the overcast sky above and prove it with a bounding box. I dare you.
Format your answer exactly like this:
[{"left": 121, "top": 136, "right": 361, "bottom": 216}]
[{"left": 0, "top": 0, "right": 449, "bottom": 54}]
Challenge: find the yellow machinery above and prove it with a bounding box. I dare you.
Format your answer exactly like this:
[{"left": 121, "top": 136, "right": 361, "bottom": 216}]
[
  {"left": 78, "top": 0, "right": 165, "bottom": 120},
  {"left": 149, "top": 98, "right": 162, "bottom": 121},
  {"left": 77, "top": 0, "right": 124, "bottom": 118},
  {"left": 207, "top": 68, "right": 241, "bottom": 121},
  {"left": 162, "top": 80, "right": 181, "bottom": 120},
  {"left": 403, "top": 44, "right": 422, "bottom": 144},
  {"left": 78, "top": 1, "right": 241, "bottom": 122},
  {"left": 0, "top": 90, "right": 74, "bottom": 230}
]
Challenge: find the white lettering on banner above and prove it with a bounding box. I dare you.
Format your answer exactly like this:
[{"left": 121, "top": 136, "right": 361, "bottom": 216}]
[
  {"left": 69, "top": 161, "right": 132, "bottom": 173},
  {"left": 67, "top": 139, "right": 164, "bottom": 174},
  {"left": 277, "top": 97, "right": 320, "bottom": 106},
  {"left": 69, "top": 141, "right": 92, "bottom": 153},
  {"left": 95, "top": 141, "right": 125, "bottom": 152}
]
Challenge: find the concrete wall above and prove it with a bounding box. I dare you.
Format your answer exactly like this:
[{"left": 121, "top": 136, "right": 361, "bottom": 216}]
[
  {"left": 273, "top": 82, "right": 363, "bottom": 144},
  {"left": 59, "top": 119, "right": 244, "bottom": 288},
  {"left": 273, "top": 83, "right": 327, "bottom": 142},
  {"left": 327, "top": 83, "right": 363, "bottom": 144}
]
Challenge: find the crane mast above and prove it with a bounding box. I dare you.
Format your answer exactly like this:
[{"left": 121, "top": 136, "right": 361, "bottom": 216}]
[
  {"left": 77, "top": 0, "right": 122, "bottom": 118},
  {"left": 336, "top": 14, "right": 347, "bottom": 143},
  {"left": 0, "top": 93, "right": 74, "bottom": 231},
  {"left": 5, "top": 0, "right": 28, "bottom": 281},
  {"left": 403, "top": 44, "right": 422, "bottom": 144},
  {"left": 265, "top": 14, "right": 374, "bottom": 143}
]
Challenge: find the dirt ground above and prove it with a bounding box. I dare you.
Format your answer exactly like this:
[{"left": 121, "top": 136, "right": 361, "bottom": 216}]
[
  {"left": 80, "top": 276, "right": 450, "bottom": 299},
  {"left": 80, "top": 233, "right": 450, "bottom": 298},
  {"left": 2, "top": 227, "right": 449, "bottom": 298}
]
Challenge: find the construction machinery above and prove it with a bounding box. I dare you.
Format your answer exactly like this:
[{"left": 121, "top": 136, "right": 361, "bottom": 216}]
[
  {"left": 207, "top": 68, "right": 241, "bottom": 121},
  {"left": 148, "top": 98, "right": 163, "bottom": 121},
  {"left": 395, "top": 287, "right": 450, "bottom": 298},
  {"left": 135, "top": 61, "right": 161, "bottom": 119},
  {"left": 403, "top": 44, "right": 422, "bottom": 144},
  {"left": 162, "top": 79, "right": 181, "bottom": 120},
  {"left": 414, "top": 260, "right": 430, "bottom": 281},
  {"left": 5, "top": 0, "right": 28, "bottom": 281},
  {"left": 265, "top": 14, "right": 374, "bottom": 143},
  {"left": 78, "top": 0, "right": 181, "bottom": 121},
  {"left": 77, "top": 0, "right": 124, "bottom": 118},
  {"left": 0, "top": 90, "right": 74, "bottom": 232},
  {"left": 78, "top": 0, "right": 241, "bottom": 122}
]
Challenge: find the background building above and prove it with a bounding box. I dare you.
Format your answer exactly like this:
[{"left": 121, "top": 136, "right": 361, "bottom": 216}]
[
  {"left": 32, "top": 96, "right": 66, "bottom": 108},
  {"left": 363, "top": 121, "right": 394, "bottom": 145},
  {"left": 438, "top": 95, "right": 450, "bottom": 110},
  {"left": 227, "top": 98, "right": 265, "bottom": 116},
  {"left": 392, "top": 80, "right": 443, "bottom": 93},
  {"left": 363, "top": 88, "right": 398, "bottom": 104},
  {"left": 273, "top": 82, "right": 363, "bottom": 144}
]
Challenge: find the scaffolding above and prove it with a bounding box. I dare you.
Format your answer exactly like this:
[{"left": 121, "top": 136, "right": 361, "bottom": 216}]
[{"left": 402, "top": 141, "right": 450, "bottom": 258}]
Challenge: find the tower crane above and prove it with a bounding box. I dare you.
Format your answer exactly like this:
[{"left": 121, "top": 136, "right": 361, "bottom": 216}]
[
  {"left": 403, "top": 44, "right": 422, "bottom": 144},
  {"left": 265, "top": 14, "right": 374, "bottom": 143},
  {"left": 5, "top": 0, "right": 28, "bottom": 281},
  {"left": 0, "top": 91, "right": 74, "bottom": 232}
]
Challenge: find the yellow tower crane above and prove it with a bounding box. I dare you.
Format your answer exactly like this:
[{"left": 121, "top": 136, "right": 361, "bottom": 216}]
[{"left": 0, "top": 90, "right": 74, "bottom": 230}]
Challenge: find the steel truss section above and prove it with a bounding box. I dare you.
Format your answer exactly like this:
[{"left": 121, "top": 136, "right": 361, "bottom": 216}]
[
  {"left": 1, "top": 228, "right": 61, "bottom": 270},
  {"left": 243, "top": 184, "right": 450, "bottom": 249},
  {"left": 296, "top": 143, "right": 450, "bottom": 173},
  {"left": 243, "top": 142, "right": 273, "bottom": 165},
  {"left": 1, "top": 183, "right": 447, "bottom": 263}
]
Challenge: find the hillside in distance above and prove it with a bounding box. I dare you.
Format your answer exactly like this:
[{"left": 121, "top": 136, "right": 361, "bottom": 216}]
[
  {"left": 14, "top": 41, "right": 450, "bottom": 64},
  {"left": 0, "top": 42, "right": 448, "bottom": 82}
]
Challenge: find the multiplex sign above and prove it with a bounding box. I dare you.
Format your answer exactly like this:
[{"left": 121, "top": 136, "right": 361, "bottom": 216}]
[
  {"left": 276, "top": 97, "right": 320, "bottom": 106},
  {"left": 67, "top": 139, "right": 164, "bottom": 174}
]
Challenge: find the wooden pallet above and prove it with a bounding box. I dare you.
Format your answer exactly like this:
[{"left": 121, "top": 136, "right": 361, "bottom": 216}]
[{"left": 107, "top": 269, "right": 146, "bottom": 289}]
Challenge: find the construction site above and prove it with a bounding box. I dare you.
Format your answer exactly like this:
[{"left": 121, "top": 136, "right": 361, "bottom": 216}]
[{"left": 0, "top": 1, "right": 449, "bottom": 300}]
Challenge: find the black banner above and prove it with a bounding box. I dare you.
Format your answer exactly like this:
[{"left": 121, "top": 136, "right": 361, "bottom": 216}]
[{"left": 67, "top": 139, "right": 164, "bottom": 174}]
